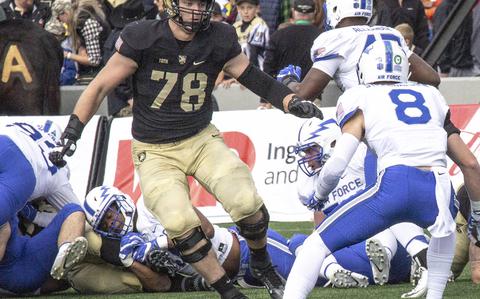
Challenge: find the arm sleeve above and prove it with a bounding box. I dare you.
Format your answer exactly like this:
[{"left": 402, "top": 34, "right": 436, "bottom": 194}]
[
  {"left": 80, "top": 18, "right": 104, "bottom": 66},
  {"left": 315, "top": 133, "right": 360, "bottom": 200},
  {"left": 116, "top": 25, "right": 143, "bottom": 64},
  {"left": 310, "top": 32, "right": 345, "bottom": 77}
]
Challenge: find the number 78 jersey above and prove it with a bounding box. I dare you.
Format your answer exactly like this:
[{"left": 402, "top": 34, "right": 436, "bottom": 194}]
[{"left": 336, "top": 83, "right": 449, "bottom": 172}]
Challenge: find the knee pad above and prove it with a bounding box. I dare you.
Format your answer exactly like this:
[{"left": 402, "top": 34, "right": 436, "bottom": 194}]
[
  {"left": 235, "top": 205, "right": 269, "bottom": 241},
  {"left": 173, "top": 227, "right": 212, "bottom": 264}
]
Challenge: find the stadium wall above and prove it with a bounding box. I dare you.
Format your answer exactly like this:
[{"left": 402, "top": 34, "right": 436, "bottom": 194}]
[
  {"left": 59, "top": 77, "right": 480, "bottom": 114},
  {"left": 2, "top": 105, "right": 479, "bottom": 223}
]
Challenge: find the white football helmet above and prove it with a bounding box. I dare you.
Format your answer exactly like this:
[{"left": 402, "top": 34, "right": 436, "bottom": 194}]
[
  {"left": 357, "top": 39, "right": 409, "bottom": 84},
  {"left": 295, "top": 118, "right": 341, "bottom": 177},
  {"left": 36, "top": 119, "right": 62, "bottom": 145},
  {"left": 83, "top": 185, "right": 136, "bottom": 239},
  {"left": 326, "top": 0, "right": 373, "bottom": 29}
]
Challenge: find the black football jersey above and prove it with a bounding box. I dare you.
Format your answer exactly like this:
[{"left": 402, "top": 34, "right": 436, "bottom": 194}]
[{"left": 117, "top": 19, "right": 241, "bottom": 143}]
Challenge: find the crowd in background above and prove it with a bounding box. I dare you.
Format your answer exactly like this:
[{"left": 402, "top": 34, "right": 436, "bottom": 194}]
[{"left": 0, "top": 0, "right": 479, "bottom": 112}]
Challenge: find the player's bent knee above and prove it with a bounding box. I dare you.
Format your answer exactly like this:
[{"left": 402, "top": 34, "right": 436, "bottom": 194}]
[
  {"left": 225, "top": 188, "right": 263, "bottom": 221},
  {"left": 173, "top": 227, "right": 212, "bottom": 263},
  {"left": 161, "top": 211, "right": 201, "bottom": 238},
  {"left": 236, "top": 205, "right": 269, "bottom": 241}
]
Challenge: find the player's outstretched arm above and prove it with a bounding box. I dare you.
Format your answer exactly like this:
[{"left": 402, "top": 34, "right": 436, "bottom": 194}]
[
  {"left": 223, "top": 53, "right": 323, "bottom": 119},
  {"left": 408, "top": 53, "right": 441, "bottom": 87},
  {"left": 73, "top": 53, "right": 138, "bottom": 125}
]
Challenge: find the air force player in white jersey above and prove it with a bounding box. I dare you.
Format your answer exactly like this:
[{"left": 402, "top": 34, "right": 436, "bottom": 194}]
[
  {"left": 295, "top": 118, "right": 430, "bottom": 295},
  {"left": 0, "top": 120, "right": 80, "bottom": 228},
  {"left": 284, "top": 40, "right": 457, "bottom": 299}
]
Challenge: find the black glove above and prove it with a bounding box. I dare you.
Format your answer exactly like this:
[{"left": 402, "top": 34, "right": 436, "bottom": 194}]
[
  {"left": 49, "top": 114, "right": 85, "bottom": 168},
  {"left": 288, "top": 96, "right": 324, "bottom": 119}
]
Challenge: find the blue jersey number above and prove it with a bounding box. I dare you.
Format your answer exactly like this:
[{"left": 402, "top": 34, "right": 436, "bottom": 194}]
[
  {"left": 389, "top": 89, "right": 431, "bottom": 125},
  {"left": 8, "top": 122, "right": 57, "bottom": 175}
]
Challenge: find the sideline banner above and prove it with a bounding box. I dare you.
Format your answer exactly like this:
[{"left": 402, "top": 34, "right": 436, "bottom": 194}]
[
  {"left": 102, "top": 105, "right": 480, "bottom": 223},
  {"left": 0, "top": 115, "right": 101, "bottom": 201}
]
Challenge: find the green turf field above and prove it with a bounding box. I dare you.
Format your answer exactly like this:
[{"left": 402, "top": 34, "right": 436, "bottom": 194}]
[{"left": 14, "top": 222, "right": 480, "bottom": 299}]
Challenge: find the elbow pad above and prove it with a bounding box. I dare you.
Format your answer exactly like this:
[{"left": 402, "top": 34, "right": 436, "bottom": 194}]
[{"left": 315, "top": 133, "right": 360, "bottom": 199}]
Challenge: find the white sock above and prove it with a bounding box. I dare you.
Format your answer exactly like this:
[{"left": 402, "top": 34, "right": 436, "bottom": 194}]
[
  {"left": 390, "top": 222, "right": 428, "bottom": 256},
  {"left": 320, "top": 254, "right": 342, "bottom": 279},
  {"left": 284, "top": 233, "right": 329, "bottom": 299},
  {"left": 372, "top": 229, "right": 397, "bottom": 261},
  {"left": 426, "top": 233, "right": 455, "bottom": 299}
]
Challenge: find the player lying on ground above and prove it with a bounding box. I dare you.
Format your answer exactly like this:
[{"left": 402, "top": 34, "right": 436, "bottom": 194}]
[{"left": 284, "top": 40, "right": 457, "bottom": 298}]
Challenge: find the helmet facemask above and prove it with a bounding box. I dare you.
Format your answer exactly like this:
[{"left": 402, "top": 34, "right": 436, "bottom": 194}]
[
  {"left": 84, "top": 185, "right": 136, "bottom": 239},
  {"left": 164, "top": 0, "right": 215, "bottom": 32},
  {"left": 296, "top": 141, "right": 334, "bottom": 177}
]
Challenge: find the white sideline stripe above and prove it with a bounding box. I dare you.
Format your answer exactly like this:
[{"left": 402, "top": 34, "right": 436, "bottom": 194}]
[{"left": 315, "top": 171, "right": 385, "bottom": 235}]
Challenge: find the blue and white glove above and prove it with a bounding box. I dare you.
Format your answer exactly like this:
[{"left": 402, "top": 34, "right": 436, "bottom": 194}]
[
  {"left": 277, "top": 65, "right": 302, "bottom": 85},
  {"left": 119, "top": 232, "right": 145, "bottom": 267},
  {"left": 299, "top": 194, "right": 327, "bottom": 211},
  {"left": 132, "top": 238, "right": 161, "bottom": 263},
  {"left": 468, "top": 216, "right": 480, "bottom": 247},
  {"left": 18, "top": 202, "right": 38, "bottom": 222}
]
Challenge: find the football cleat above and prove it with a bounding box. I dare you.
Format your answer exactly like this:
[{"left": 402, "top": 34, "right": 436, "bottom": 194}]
[
  {"left": 147, "top": 249, "right": 197, "bottom": 278},
  {"left": 250, "top": 263, "right": 286, "bottom": 299},
  {"left": 366, "top": 238, "right": 390, "bottom": 285},
  {"left": 401, "top": 266, "right": 428, "bottom": 298},
  {"left": 50, "top": 236, "right": 88, "bottom": 280},
  {"left": 327, "top": 268, "right": 369, "bottom": 288}
]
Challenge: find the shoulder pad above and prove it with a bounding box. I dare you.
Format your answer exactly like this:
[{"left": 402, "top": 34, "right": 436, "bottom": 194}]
[
  {"left": 336, "top": 87, "right": 364, "bottom": 127},
  {"left": 121, "top": 19, "right": 165, "bottom": 51},
  {"left": 311, "top": 29, "right": 350, "bottom": 62}
]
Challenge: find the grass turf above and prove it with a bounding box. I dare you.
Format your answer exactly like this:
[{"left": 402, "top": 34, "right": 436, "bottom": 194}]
[{"left": 12, "top": 222, "right": 480, "bottom": 299}]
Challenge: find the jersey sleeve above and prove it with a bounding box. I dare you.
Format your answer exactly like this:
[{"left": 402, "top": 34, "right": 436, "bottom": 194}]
[
  {"left": 310, "top": 30, "right": 347, "bottom": 77},
  {"left": 222, "top": 23, "right": 243, "bottom": 62},
  {"left": 116, "top": 21, "right": 149, "bottom": 64},
  {"left": 336, "top": 87, "right": 364, "bottom": 128}
]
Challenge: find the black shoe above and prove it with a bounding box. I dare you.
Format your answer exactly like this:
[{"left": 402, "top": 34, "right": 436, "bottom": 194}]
[
  {"left": 147, "top": 249, "right": 196, "bottom": 277},
  {"left": 250, "top": 263, "right": 285, "bottom": 299}
]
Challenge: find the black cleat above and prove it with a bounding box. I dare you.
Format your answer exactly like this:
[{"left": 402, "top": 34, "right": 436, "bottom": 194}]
[
  {"left": 250, "top": 263, "right": 285, "bottom": 299},
  {"left": 147, "top": 249, "right": 196, "bottom": 277}
]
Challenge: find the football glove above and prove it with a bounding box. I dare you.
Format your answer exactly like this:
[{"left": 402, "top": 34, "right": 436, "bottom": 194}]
[
  {"left": 277, "top": 65, "right": 302, "bottom": 86},
  {"left": 468, "top": 216, "right": 480, "bottom": 247},
  {"left": 132, "top": 238, "right": 161, "bottom": 263},
  {"left": 119, "top": 232, "right": 145, "bottom": 267},
  {"left": 49, "top": 114, "right": 85, "bottom": 168},
  {"left": 299, "top": 194, "right": 326, "bottom": 211},
  {"left": 288, "top": 96, "right": 324, "bottom": 119}
]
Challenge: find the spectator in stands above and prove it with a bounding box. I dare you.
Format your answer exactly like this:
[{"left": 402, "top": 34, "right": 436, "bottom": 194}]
[
  {"left": 259, "top": 0, "right": 281, "bottom": 33},
  {"left": 433, "top": 0, "right": 479, "bottom": 77},
  {"left": 0, "top": 0, "right": 51, "bottom": 27},
  {"left": 45, "top": 18, "right": 78, "bottom": 85},
  {"left": 381, "top": 0, "right": 430, "bottom": 51},
  {"left": 311, "top": 0, "right": 324, "bottom": 29},
  {"left": 233, "top": 0, "right": 269, "bottom": 69},
  {"left": 211, "top": 1, "right": 224, "bottom": 22},
  {"left": 421, "top": 0, "right": 442, "bottom": 40},
  {"left": 395, "top": 23, "right": 423, "bottom": 55},
  {"left": 262, "top": 0, "right": 320, "bottom": 109},
  {"left": 54, "top": 0, "right": 111, "bottom": 85},
  {"left": 104, "top": 0, "right": 144, "bottom": 117},
  {"left": 369, "top": 0, "right": 393, "bottom": 27},
  {"left": 0, "top": 5, "right": 6, "bottom": 21},
  {"left": 472, "top": 1, "right": 480, "bottom": 73}
]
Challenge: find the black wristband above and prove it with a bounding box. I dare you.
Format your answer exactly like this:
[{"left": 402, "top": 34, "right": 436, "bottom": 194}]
[
  {"left": 237, "top": 63, "right": 293, "bottom": 112},
  {"left": 64, "top": 114, "right": 85, "bottom": 141},
  {"left": 280, "top": 75, "right": 299, "bottom": 88}
]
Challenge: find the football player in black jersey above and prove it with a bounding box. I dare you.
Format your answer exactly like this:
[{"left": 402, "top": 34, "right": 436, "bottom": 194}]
[{"left": 49, "top": 0, "right": 322, "bottom": 298}]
